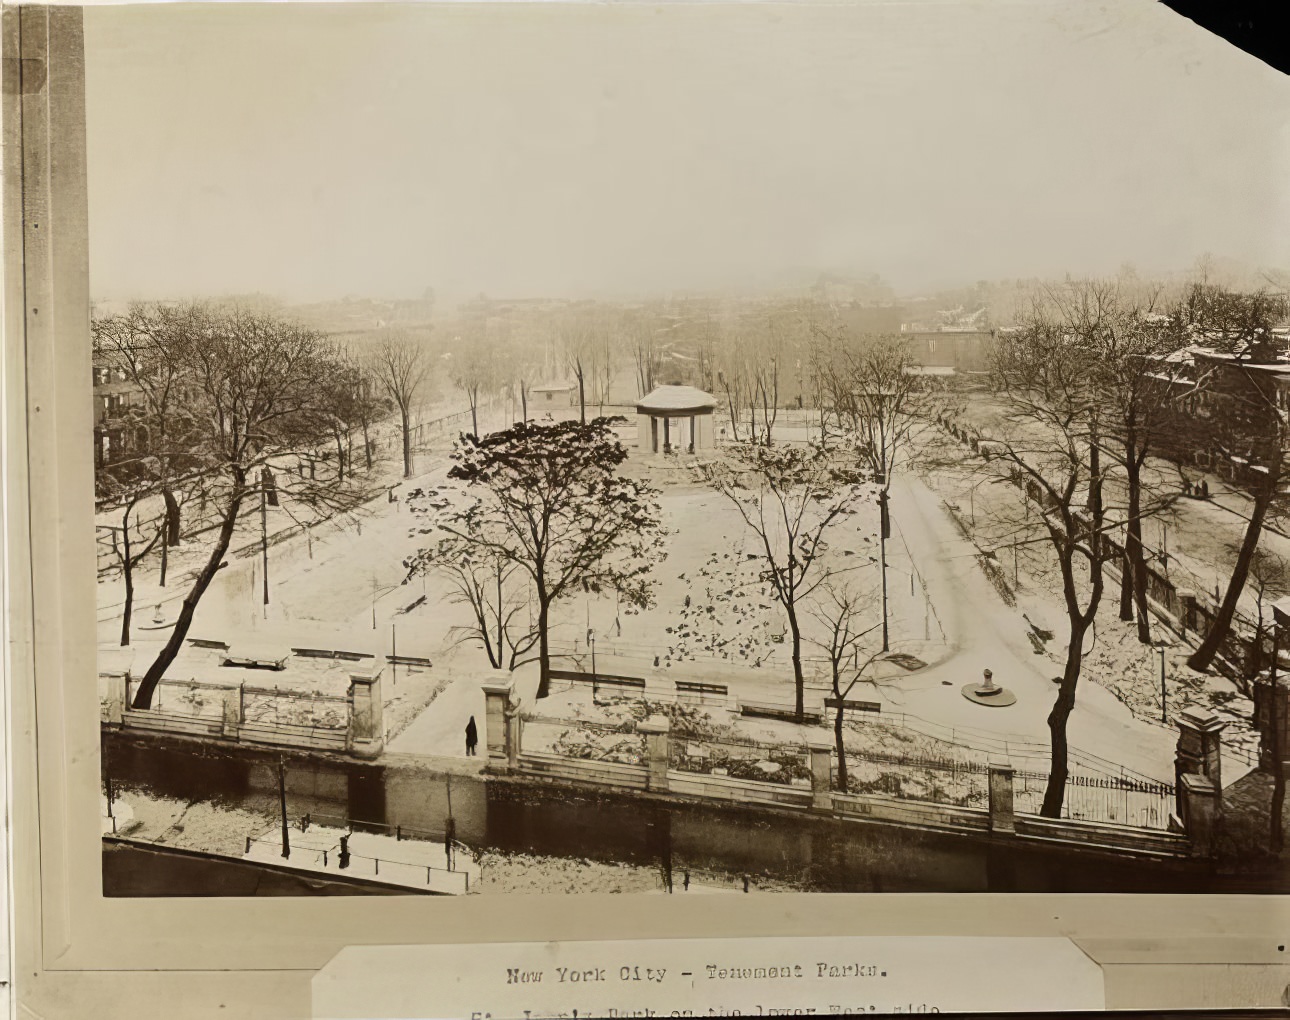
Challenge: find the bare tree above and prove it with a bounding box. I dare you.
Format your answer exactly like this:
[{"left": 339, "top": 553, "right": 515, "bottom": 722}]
[
  {"left": 372, "top": 331, "right": 434, "bottom": 478},
  {"left": 446, "top": 325, "right": 499, "bottom": 438},
  {"left": 98, "top": 477, "right": 166, "bottom": 647},
  {"left": 812, "top": 332, "right": 957, "bottom": 485},
  {"left": 695, "top": 443, "right": 871, "bottom": 721},
  {"left": 405, "top": 507, "right": 539, "bottom": 671},
  {"left": 130, "top": 305, "right": 377, "bottom": 709},
  {"left": 94, "top": 302, "right": 206, "bottom": 547},
  {"left": 988, "top": 307, "right": 1117, "bottom": 817},
  {"left": 1173, "top": 285, "right": 1290, "bottom": 673},
  {"left": 806, "top": 579, "right": 886, "bottom": 791}
]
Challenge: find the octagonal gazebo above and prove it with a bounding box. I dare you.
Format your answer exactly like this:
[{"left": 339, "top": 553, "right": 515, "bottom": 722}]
[{"left": 635, "top": 385, "right": 717, "bottom": 456}]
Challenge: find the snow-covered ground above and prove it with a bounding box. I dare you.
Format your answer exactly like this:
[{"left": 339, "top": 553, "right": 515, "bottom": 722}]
[
  {"left": 100, "top": 390, "right": 1254, "bottom": 795},
  {"left": 919, "top": 427, "right": 1260, "bottom": 778}
]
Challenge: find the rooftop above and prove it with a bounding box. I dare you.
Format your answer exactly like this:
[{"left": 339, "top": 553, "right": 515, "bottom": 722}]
[{"left": 635, "top": 385, "right": 718, "bottom": 414}]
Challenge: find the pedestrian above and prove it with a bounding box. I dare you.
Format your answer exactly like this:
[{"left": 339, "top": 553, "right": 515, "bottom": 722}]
[{"left": 465, "top": 716, "right": 478, "bottom": 756}]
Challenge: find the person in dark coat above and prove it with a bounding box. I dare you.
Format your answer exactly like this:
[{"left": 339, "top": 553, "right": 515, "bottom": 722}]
[{"left": 465, "top": 716, "right": 478, "bottom": 756}]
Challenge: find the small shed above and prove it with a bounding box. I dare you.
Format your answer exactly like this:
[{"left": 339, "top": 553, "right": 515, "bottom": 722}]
[
  {"left": 529, "top": 381, "right": 577, "bottom": 407},
  {"left": 635, "top": 385, "right": 717, "bottom": 456}
]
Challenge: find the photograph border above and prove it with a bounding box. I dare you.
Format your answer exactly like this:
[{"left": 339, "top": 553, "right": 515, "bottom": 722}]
[{"left": 3, "top": 4, "right": 1287, "bottom": 1016}]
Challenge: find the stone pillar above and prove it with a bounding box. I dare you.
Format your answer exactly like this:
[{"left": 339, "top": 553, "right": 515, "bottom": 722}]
[
  {"left": 482, "top": 679, "right": 515, "bottom": 769},
  {"left": 220, "top": 686, "right": 242, "bottom": 739},
  {"left": 1175, "top": 708, "right": 1225, "bottom": 796},
  {"left": 988, "top": 762, "right": 1016, "bottom": 835},
  {"left": 1176, "top": 589, "right": 1196, "bottom": 636},
  {"left": 808, "top": 740, "right": 833, "bottom": 812},
  {"left": 102, "top": 672, "right": 127, "bottom": 724},
  {"left": 639, "top": 715, "right": 670, "bottom": 792},
  {"left": 347, "top": 670, "right": 385, "bottom": 760},
  {"left": 1179, "top": 772, "right": 1220, "bottom": 858},
  {"left": 506, "top": 697, "right": 524, "bottom": 770}
]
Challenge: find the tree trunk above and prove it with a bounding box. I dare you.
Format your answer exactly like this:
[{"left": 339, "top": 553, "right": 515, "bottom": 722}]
[
  {"left": 120, "top": 516, "right": 134, "bottom": 648},
  {"left": 400, "top": 406, "right": 413, "bottom": 478},
  {"left": 163, "top": 487, "right": 181, "bottom": 546},
  {"left": 1118, "top": 547, "right": 1135, "bottom": 622},
  {"left": 133, "top": 484, "right": 246, "bottom": 709},
  {"left": 834, "top": 702, "right": 847, "bottom": 792},
  {"left": 334, "top": 429, "right": 346, "bottom": 483},
  {"left": 470, "top": 395, "right": 479, "bottom": 439},
  {"left": 521, "top": 385, "right": 528, "bottom": 423},
  {"left": 1124, "top": 453, "right": 1152, "bottom": 643},
  {"left": 362, "top": 420, "right": 373, "bottom": 469},
  {"left": 787, "top": 603, "right": 805, "bottom": 722},
  {"left": 1040, "top": 615, "right": 1087, "bottom": 817},
  {"left": 1188, "top": 469, "right": 1275, "bottom": 672},
  {"left": 535, "top": 597, "right": 551, "bottom": 699},
  {"left": 576, "top": 365, "right": 586, "bottom": 424}
]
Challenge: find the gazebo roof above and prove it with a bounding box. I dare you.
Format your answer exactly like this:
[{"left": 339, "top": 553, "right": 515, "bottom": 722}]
[{"left": 635, "top": 385, "right": 717, "bottom": 415}]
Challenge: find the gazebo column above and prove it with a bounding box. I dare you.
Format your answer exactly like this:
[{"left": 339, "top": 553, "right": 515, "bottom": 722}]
[
  {"left": 663, "top": 416, "right": 671, "bottom": 453},
  {"left": 689, "top": 415, "right": 696, "bottom": 453}
]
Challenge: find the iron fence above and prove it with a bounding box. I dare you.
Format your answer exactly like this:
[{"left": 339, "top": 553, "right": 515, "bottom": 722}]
[{"left": 670, "top": 735, "right": 811, "bottom": 787}]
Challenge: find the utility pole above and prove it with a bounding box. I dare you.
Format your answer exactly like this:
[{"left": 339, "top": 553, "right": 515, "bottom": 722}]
[
  {"left": 1159, "top": 647, "right": 1167, "bottom": 724},
  {"left": 879, "top": 488, "right": 890, "bottom": 653},
  {"left": 278, "top": 757, "right": 290, "bottom": 859},
  {"left": 260, "top": 474, "right": 270, "bottom": 612}
]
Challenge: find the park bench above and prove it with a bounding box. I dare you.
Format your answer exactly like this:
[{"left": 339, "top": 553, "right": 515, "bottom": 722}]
[
  {"left": 549, "top": 668, "right": 646, "bottom": 691},
  {"left": 291, "top": 647, "right": 375, "bottom": 662},
  {"left": 188, "top": 638, "right": 230, "bottom": 652},
  {"left": 674, "top": 680, "right": 729, "bottom": 705},
  {"left": 222, "top": 644, "right": 290, "bottom": 671},
  {"left": 823, "top": 696, "right": 882, "bottom": 715},
  {"left": 387, "top": 654, "right": 432, "bottom": 670},
  {"left": 739, "top": 700, "right": 823, "bottom": 725}
]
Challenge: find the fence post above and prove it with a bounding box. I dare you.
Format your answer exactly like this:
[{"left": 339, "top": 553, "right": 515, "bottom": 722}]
[
  {"left": 481, "top": 679, "right": 516, "bottom": 772},
  {"left": 807, "top": 740, "right": 833, "bottom": 811},
  {"left": 103, "top": 672, "right": 127, "bottom": 724},
  {"left": 638, "top": 715, "right": 671, "bottom": 793},
  {"left": 220, "top": 686, "right": 242, "bottom": 740},
  {"left": 1176, "top": 589, "right": 1197, "bottom": 637},
  {"left": 1178, "top": 773, "right": 1220, "bottom": 858},
  {"left": 988, "top": 762, "right": 1016, "bottom": 835},
  {"left": 346, "top": 669, "right": 385, "bottom": 759},
  {"left": 1174, "top": 708, "right": 1225, "bottom": 799}
]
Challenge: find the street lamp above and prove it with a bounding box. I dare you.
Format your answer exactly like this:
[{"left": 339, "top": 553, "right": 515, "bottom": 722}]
[{"left": 1154, "top": 638, "right": 1173, "bottom": 725}]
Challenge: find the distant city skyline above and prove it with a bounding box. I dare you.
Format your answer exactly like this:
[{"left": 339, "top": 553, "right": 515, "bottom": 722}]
[{"left": 85, "top": 1, "right": 1290, "bottom": 310}]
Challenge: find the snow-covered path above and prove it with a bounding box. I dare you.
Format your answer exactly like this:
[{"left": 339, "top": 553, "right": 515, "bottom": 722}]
[{"left": 862, "top": 473, "right": 1180, "bottom": 781}]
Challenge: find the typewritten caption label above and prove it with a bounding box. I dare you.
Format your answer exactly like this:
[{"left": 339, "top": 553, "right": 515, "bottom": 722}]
[{"left": 312, "top": 937, "right": 1104, "bottom": 1018}]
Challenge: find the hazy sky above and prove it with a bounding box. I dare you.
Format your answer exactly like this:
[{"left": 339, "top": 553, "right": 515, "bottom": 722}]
[{"left": 84, "top": 1, "right": 1290, "bottom": 307}]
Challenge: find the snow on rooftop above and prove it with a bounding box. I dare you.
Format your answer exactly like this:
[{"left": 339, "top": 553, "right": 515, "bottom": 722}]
[{"left": 635, "top": 385, "right": 718, "bottom": 413}]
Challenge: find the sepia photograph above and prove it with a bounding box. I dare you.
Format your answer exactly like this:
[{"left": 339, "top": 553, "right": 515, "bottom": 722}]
[{"left": 73, "top": 0, "right": 1290, "bottom": 902}]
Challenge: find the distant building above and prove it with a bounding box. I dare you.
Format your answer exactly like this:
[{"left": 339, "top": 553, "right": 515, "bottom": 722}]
[
  {"left": 92, "top": 360, "right": 145, "bottom": 470},
  {"left": 530, "top": 381, "right": 577, "bottom": 409},
  {"left": 635, "top": 385, "right": 717, "bottom": 456},
  {"left": 900, "top": 330, "right": 996, "bottom": 374}
]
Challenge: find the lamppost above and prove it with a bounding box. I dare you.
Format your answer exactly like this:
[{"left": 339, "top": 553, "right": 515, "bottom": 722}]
[
  {"left": 878, "top": 484, "right": 890, "bottom": 653},
  {"left": 1155, "top": 639, "right": 1172, "bottom": 725},
  {"left": 371, "top": 577, "right": 400, "bottom": 630}
]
